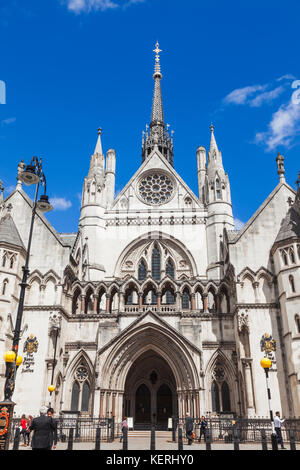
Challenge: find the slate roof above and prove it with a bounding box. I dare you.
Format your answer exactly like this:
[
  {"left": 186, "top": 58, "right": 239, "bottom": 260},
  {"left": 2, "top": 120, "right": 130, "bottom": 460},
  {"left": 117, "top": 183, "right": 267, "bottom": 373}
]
[
  {"left": 0, "top": 213, "right": 25, "bottom": 249},
  {"left": 275, "top": 186, "right": 300, "bottom": 244}
]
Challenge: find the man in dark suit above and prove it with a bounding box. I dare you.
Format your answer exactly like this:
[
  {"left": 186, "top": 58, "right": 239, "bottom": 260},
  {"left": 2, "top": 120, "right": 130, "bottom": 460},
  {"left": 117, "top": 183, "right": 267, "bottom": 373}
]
[
  {"left": 30, "top": 406, "right": 57, "bottom": 450},
  {"left": 47, "top": 407, "right": 58, "bottom": 450},
  {"left": 185, "top": 412, "right": 194, "bottom": 445}
]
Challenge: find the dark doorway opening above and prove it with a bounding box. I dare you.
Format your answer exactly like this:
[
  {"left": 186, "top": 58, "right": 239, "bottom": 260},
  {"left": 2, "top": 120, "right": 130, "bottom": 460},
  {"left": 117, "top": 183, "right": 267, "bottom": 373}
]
[{"left": 135, "top": 384, "right": 151, "bottom": 424}]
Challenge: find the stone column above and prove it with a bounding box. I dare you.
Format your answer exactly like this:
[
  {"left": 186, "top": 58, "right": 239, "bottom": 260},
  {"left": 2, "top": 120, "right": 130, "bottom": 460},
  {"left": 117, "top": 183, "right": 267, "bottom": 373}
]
[
  {"left": 106, "top": 295, "right": 111, "bottom": 314},
  {"left": 138, "top": 292, "right": 143, "bottom": 312},
  {"left": 100, "top": 391, "right": 105, "bottom": 418},
  {"left": 119, "top": 292, "right": 125, "bottom": 313},
  {"left": 157, "top": 291, "right": 161, "bottom": 310},
  {"left": 176, "top": 291, "right": 181, "bottom": 312},
  {"left": 215, "top": 294, "right": 220, "bottom": 313},
  {"left": 80, "top": 295, "right": 86, "bottom": 314},
  {"left": 191, "top": 294, "right": 196, "bottom": 311},
  {"left": 195, "top": 393, "right": 200, "bottom": 419},
  {"left": 93, "top": 294, "right": 98, "bottom": 314},
  {"left": 242, "top": 359, "right": 255, "bottom": 416},
  {"left": 203, "top": 294, "right": 209, "bottom": 313},
  {"left": 112, "top": 392, "right": 116, "bottom": 417}
]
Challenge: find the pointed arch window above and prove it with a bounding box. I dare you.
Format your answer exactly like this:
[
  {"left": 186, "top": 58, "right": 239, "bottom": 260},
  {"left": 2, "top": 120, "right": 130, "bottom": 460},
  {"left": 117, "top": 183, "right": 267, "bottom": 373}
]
[
  {"left": 10, "top": 255, "right": 15, "bottom": 269},
  {"left": 166, "top": 259, "right": 175, "bottom": 279},
  {"left": 2, "top": 279, "right": 8, "bottom": 296},
  {"left": 138, "top": 260, "right": 147, "bottom": 281},
  {"left": 211, "top": 381, "right": 220, "bottom": 413},
  {"left": 211, "top": 364, "right": 232, "bottom": 414},
  {"left": 295, "top": 315, "right": 300, "bottom": 334},
  {"left": 81, "top": 382, "right": 90, "bottom": 412},
  {"left": 216, "top": 179, "right": 222, "bottom": 200},
  {"left": 71, "top": 363, "right": 91, "bottom": 414},
  {"left": 289, "top": 248, "right": 295, "bottom": 264},
  {"left": 152, "top": 244, "right": 161, "bottom": 281},
  {"left": 221, "top": 382, "right": 231, "bottom": 412},
  {"left": 289, "top": 275, "right": 296, "bottom": 293},
  {"left": 182, "top": 288, "right": 190, "bottom": 309},
  {"left": 2, "top": 254, "right": 7, "bottom": 268},
  {"left": 281, "top": 249, "right": 288, "bottom": 266},
  {"left": 71, "top": 381, "right": 80, "bottom": 411}
]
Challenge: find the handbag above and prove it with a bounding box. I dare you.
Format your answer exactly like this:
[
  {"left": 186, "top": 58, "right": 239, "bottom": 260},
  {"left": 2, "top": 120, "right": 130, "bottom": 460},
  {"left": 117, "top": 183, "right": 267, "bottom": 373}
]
[{"left": 191, "top": 431, "right": 196, "bottom": 440}]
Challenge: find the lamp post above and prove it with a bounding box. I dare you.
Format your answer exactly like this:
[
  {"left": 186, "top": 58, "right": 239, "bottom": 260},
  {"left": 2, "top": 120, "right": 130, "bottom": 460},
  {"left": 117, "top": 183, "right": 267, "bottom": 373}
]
[
  {"left": 260, "top": 357, "right": 278, "bottom": 449},
  {"left": 1, "top": 157, "right": 52, "bottom": 450},
  {"left": 48, "top": 325, "right": 59, "bottom": 406}
]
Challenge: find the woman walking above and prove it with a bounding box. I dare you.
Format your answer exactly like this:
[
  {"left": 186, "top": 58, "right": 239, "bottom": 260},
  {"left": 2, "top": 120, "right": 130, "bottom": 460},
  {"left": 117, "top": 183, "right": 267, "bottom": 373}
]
[
  {"left": 25, "top": 415, "right": 33, "bottom": 446},
  {"left": 20, "top": 414, "right": 27, "bottom": 446}
]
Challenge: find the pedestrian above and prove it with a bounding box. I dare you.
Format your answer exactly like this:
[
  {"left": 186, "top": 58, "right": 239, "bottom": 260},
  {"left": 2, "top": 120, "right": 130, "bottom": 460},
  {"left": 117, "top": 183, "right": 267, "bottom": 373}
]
[
  {"left": 120, "top": 416, "right": 128, "bottom": 442},
  {"left": 25, "top": 415, "right": 33, "bottom": 446},
  {"left": 198, "top": 415, "right": 207, "bottom": 442},
  {"left": 185, "top": 412, "right": 194, "bottom": 445},
  {"left": 47, "top": 407, "right": 58, "bottom": 450},
  {"left": 20, "top": 414, "right": 27, "bottom": 446},
  {"left": 30, "top": 406, "right": 57, "bottom": 450},
  {"left": 274, "top": 411, "right": 286, "bottom": 449}
]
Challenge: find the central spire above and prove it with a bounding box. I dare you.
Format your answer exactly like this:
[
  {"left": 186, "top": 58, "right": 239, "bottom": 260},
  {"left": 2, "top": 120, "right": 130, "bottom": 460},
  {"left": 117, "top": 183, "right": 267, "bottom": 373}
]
[{"left": 142, "top": 42, "right": 174, "bottom": 166}]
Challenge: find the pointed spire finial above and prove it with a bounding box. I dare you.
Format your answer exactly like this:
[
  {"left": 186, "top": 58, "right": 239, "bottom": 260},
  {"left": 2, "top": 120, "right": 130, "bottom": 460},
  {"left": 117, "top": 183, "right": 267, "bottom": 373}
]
[
  {"left": 209, "top": 123, "right": 218, "bottom": 153},
  {"left": 94, "top": 127, "right": 103, "bottom": 155},
  {"left": 153, "top": 41, "right": 162, "bottom": 78}
]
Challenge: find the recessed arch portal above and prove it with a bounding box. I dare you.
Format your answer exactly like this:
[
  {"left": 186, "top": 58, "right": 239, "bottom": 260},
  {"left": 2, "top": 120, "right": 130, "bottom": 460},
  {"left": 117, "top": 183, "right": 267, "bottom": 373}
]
[{"left": 98, "top": 317, "right": 202, "bottom": 424}]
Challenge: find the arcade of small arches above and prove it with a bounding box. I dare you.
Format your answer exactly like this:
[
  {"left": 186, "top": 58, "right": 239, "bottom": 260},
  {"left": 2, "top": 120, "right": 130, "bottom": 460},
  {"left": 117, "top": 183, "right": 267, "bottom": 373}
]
[
  {"left": 67, "top": 279, "right": 232, "bottom": 316},
  {"left": 65, "top": 240, "right": 232, "bottom": 315}
]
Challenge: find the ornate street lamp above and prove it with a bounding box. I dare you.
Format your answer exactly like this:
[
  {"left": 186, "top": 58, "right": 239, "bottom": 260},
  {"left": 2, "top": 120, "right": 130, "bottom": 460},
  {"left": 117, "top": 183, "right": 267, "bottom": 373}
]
[
  {"left": 0, "top": 157, "right": 52, "bottom": 450},
  {"left": 48, "top": 325, "right": 59, "bottom": 405},
  {"left": 260, "top": 357, "right": 278, "bottom": 449}
]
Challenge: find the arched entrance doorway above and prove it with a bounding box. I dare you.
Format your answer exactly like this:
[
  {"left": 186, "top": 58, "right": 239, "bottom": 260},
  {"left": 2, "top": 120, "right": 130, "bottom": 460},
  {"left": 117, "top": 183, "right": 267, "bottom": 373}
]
[{"left": 124, "top": 350, "right": 177, "bottom": 429}]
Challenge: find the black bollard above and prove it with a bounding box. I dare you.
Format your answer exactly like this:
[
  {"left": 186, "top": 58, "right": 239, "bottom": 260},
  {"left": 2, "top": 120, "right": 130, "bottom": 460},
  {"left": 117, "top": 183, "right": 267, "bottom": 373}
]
[
  {"left": 271, "top": 432, "right": 278, "bottom": 451},
  {"left": 123, "top": 426, "right": 128, "bottom": 451},
  {"left": 172, "top": 418, "right": 176, "bottom": 442},
  {"left": 95, "top": 427, "right": 101, "bottom": 451},
  {"left": 289, "top": 430, "right": 296, "bottom": 451},
  {"left": 260, "top": 429, "right": 268, "bottom": 450},
  {"left": 12, "top": 427, "right": 20, "bottom": 450},
  {"left": 111, "top": 417, "right": 115, "bottom": 442},
  {"left": 67, "top": 428, "right": 74, "bottom": 450},
  {"left": 150, "top": 426, "right": 155, "bottom": 451},
  {"left": 205, "top": 427, "right": 211, "bottom": 451},
  {"left": 177, "top": 427, "right": 183, "bottom": 450},
  {"left": 233, "top": 427, "right": 239, "bottom": 450}
]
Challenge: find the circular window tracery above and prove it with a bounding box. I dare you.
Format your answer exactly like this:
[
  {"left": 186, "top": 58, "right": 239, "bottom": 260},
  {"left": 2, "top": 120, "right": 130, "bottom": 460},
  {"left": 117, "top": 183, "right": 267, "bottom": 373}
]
[{"left": 138, "top": 172, "right": 175, "bottom": 205}]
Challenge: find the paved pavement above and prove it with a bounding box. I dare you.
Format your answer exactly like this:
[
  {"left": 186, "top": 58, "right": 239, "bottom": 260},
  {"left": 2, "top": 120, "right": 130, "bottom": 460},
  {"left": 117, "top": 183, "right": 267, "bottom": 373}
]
[{"left": 16, "top": 435, "right": 296, "bottom": 451}]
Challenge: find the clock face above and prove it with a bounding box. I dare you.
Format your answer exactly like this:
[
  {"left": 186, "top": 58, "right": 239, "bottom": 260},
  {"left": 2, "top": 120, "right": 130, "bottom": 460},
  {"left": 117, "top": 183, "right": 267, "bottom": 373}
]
[{"left": 138, "top": 172, "right": 175, "bottom": 206}]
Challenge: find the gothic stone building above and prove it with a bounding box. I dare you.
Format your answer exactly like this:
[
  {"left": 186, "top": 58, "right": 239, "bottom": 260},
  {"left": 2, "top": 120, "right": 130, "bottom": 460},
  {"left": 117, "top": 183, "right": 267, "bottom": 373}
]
[{"left": 0, "top": 46, "right": 300, "bottom": 425}]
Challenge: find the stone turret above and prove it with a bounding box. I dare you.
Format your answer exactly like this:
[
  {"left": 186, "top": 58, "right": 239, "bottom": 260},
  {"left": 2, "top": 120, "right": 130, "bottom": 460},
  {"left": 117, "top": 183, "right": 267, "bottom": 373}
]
[{"left": 205, "top": 125, "right": 234, "bottom": 278}]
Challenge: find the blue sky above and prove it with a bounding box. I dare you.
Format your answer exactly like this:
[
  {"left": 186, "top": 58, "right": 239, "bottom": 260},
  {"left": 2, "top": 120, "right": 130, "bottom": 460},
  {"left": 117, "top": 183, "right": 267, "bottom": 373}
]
[{"left": 0, "top": 0, "right": 299, "bottom": 233}]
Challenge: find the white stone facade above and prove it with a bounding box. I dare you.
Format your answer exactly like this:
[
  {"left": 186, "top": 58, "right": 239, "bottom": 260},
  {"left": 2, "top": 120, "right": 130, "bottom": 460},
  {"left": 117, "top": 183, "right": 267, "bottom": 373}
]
[{"left": 0, "top": 54, "right": 300, "bottom": 425}]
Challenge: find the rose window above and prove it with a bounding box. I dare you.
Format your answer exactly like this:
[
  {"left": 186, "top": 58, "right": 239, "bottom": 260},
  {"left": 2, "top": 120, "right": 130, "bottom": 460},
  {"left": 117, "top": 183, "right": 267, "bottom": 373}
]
[
  {"left": 138, "top": 173, "right": 174, "bottom": 205},
  {"left": 75, "top": 365, "right": 89, "bottom": 382}
]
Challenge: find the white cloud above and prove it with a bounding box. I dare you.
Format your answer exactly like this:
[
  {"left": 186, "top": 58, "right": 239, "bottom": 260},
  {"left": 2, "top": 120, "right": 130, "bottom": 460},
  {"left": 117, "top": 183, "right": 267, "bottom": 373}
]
[
  {"left": 51, "top": 197, "right": 72, "bottom": 211},
  {"left": 234, "top": 218, "right": 245, "bottom": 230},
  {"left": 1, "top": 117, "right": 16, "bottom": 126},
  {"left": 277, "top": 74, "right": 296, "bottom": 82},
  {"left": 223, "top": 84, "right": 267, "bottom": 105},
  {"left": 249, "top": 86, "right": 284, "bottom": 108},
  {"left": 255, "top": 99, "right": 300, "bottom": 151},
  {"left": 64, "top": 0, "right": 144, "bottom": 13}
]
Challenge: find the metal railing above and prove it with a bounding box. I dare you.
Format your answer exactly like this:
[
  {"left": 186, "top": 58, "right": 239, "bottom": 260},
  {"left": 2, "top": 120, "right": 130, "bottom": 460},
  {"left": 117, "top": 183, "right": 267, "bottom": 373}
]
[{"left": 175, "top": 416, "right": 300, "bottom": 443}]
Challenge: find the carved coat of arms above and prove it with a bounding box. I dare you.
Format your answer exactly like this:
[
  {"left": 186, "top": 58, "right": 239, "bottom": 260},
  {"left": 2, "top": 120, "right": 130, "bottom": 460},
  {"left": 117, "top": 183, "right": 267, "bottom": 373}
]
[
  {"left": 260, "top": 333, "right": 276, "bottom": 355},
  {"left": 23, "top": 334, "right": 39, "bottom": 354}
]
